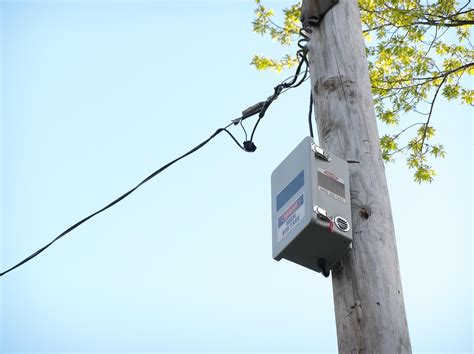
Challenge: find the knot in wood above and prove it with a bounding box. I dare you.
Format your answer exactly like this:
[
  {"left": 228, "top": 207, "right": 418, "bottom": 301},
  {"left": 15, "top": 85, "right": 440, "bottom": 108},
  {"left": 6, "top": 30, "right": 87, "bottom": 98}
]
[{"left": 359, "top": 207, "right": 370, "bottom": 220}]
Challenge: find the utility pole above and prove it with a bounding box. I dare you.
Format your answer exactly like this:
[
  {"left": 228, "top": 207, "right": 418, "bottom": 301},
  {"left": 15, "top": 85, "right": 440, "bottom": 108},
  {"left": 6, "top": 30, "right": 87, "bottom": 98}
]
[{"left": 303, "top": 0, "right": 412, "bottom": 352}]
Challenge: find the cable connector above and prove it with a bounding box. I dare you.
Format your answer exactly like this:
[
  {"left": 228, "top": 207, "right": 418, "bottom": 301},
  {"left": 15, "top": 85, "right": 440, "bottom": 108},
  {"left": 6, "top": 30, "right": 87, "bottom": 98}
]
[
  {"left": 234, "top": 101, "right": 266, "bottom": 123},
  {"left": 243, "top": 141, "right": 257, "bottom": 152},
  {"left": 242, "top": 101, "right": 266, "bottom": 118}
]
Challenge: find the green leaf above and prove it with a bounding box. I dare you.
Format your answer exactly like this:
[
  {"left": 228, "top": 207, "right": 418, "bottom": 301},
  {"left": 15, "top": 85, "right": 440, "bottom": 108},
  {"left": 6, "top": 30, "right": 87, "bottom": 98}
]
[{"left": 251, "top": 0, "right": 471, "bottom": 183}]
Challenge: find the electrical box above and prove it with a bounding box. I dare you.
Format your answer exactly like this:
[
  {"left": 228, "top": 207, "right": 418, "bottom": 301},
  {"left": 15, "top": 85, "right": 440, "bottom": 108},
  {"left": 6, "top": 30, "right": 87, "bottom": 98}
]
[{"left": 271, "top": 136, "right": 352, "bottom": 276}]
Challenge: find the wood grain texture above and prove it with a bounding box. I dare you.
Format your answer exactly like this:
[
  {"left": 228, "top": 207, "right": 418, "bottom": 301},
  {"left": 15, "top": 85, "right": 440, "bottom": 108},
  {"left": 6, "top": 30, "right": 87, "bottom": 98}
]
[{"left": 305, "top": 0, "right": 412, "bottom": 352}]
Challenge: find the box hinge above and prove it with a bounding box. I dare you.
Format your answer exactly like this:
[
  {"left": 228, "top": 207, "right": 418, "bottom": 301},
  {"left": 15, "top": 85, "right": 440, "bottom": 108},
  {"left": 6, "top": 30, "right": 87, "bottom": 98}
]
[
  {"left": 314, "top": 205, "right": 330, "bottom": 221},
  {"left": 312, "top": 144, "right": 331, "bottom": 162}
]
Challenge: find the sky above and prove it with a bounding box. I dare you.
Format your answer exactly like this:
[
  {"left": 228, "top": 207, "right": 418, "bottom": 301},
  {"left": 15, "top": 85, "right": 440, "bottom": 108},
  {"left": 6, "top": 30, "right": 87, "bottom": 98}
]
[{"left": 0, "top": 0, "right": 472, "bottom": 353}]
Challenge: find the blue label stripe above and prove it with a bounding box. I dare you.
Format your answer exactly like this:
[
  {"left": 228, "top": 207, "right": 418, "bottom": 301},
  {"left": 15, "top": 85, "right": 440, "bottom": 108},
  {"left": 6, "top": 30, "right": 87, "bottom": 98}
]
[{"left": 276, "top": 170, "right": 304, "bottom": 211}]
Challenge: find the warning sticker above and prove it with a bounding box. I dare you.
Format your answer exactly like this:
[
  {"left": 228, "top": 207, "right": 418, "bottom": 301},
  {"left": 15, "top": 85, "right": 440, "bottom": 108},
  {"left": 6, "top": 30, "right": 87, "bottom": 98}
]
[
  {"left": 277, "top": 194, "right": 305, "bottom": 241},
  {"left": 317, "top": 167, "right": 346, "bottom": 203}
]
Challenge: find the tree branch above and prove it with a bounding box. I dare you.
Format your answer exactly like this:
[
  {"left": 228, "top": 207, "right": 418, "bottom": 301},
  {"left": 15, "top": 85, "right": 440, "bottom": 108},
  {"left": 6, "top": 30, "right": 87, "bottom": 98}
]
[
  {"left": 419, "top": 76, "right": 447, "bottom": 154},
  {"left": 375, "top": 62, "right": 473, "bottom": 89},
  {"left": 393, "top": 122, "right": 425, "bottom": 140},
  {"left": 256, "top": 3, "right": 286, "bottom": 31}
]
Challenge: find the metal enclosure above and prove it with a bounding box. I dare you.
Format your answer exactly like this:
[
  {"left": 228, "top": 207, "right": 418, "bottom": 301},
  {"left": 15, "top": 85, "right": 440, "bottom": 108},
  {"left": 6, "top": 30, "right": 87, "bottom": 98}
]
[{"left": 271, "top": 136, "right": 352, "bottom": 275}]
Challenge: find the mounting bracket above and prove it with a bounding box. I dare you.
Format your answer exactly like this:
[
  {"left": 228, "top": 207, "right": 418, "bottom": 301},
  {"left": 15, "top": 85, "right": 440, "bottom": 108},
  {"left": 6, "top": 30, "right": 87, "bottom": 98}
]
[{"left": 301, "top": 0, "right": 338, "bottom": 24}]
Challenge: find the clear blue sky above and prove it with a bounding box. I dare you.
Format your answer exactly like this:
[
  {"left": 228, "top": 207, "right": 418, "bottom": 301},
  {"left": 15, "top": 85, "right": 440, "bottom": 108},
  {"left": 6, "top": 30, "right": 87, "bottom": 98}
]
[{"left": 1, "top": 1, "right": 472, "bottom": 353}]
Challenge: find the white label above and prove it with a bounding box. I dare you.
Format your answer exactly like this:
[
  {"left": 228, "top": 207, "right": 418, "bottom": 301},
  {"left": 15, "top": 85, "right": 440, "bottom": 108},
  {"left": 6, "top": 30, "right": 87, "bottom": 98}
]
[
  {"left": 277, "top": 194, "right": 305, "bottom": 241},
  {"left": 318, "top": 186, "right": 346, "bottom": 203},
  {"left": 317, "top": 167, "right": 346, "bottom": 203}
]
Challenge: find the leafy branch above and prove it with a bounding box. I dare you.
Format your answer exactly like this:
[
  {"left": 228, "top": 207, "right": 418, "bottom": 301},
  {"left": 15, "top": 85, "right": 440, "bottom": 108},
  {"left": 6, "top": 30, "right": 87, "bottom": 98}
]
[{"left": 249, "top": 0, "right": 473, "bottom": 182}]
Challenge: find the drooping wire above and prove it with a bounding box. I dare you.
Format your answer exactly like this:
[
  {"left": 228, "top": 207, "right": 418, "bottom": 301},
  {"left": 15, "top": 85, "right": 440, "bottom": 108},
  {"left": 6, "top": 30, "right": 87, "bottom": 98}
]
[
  {"left": 0, "top": 123, "right": 244, "bottom": 277},
  {"left": 1, "top": 55, "right": 309, "bottom": 276},
  {"left": 1, "top": 17, "right": 324, "bottom": 278}
]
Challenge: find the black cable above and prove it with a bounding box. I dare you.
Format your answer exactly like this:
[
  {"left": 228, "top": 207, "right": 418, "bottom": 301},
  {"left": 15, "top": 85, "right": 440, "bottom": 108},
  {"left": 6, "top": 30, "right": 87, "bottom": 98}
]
[
  {"left": 1, "top": 19, "right": 321, "bottom": 277},
  {"left": 280, "top": 56, "right": 307, "bottom": 89},
  {"left": 280, "top": 76, "right": 310, "bottom": 95},
  {"left": 250, "top": 115, "right": 263, "bottom": 142},
  {"left": 222, "top": 128, "right": 246, "bottom": 151},
  {"left": 246, "top": 39, "right": 310, "bottom": 146},
  {"left": 300, "top": 18, "right": 320, "bottom": 140},
  {"left": 280, "top": 69, "right": 307, "bottom": 87},
  {"left": 0, "top": 123, "right": 243, "bottom": 277},
  {"left": 308, "top": 91, "right": 314, "bottom": 138},
  {"left": 239, "top": 120, "right": 248, "bottom": 141},
  {"left": 233, "top": 27, "right": 312, "bottom": 147}
]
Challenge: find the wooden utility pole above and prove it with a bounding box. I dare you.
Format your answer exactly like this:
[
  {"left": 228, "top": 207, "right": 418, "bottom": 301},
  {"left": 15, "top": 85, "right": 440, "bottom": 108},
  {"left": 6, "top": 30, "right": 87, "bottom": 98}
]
[{"left": 303, "top": 0, "right": 412, "bottom": 352}]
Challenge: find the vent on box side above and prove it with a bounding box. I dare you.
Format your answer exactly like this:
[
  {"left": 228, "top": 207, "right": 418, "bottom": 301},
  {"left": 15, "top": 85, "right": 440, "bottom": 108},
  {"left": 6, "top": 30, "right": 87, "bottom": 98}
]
[{"left": 334, "top": 216, "right": 350, "bottom": 232}]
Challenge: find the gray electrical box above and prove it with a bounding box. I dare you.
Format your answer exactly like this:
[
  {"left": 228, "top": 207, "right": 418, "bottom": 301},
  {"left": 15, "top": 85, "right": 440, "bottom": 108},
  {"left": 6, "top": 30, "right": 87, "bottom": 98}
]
[{"left": 271, "top": 136, "right": 352, "bottom": 276}]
